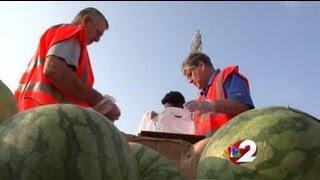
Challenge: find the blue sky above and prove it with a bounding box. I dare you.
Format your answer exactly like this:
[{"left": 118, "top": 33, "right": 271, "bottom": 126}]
[{"left": 1, "top": 2, "right": 319, "bottom": 135}]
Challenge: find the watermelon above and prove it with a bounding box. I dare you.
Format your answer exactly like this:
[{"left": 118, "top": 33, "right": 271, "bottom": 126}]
[
  {"left": 197, "top": 106, "right": 320, "bottom": 180},
  {"left": 0, "top": 80, "right": 18, "bottom": 123},
  {"left": 129, "top": 142, "right": 183, "bottom": 180},
  {"left": 0, "top": 104, "right": 138, "bottom": 180}
]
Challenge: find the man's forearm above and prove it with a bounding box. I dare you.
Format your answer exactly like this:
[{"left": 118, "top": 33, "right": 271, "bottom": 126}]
[
  {"left": 44, "top": 56, "right": 103, "bottom": 106},
  {"left": 214, "top": 99, "right": 251, "bottom": 117}
]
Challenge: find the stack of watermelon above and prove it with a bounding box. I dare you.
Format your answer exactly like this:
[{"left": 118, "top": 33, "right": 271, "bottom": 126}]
[
  {"left": 0, "top": 80, "right": 18, "bottom": 123},
  {"left": 197, "top": 106, "right": 320, "bottom": 179},
  {"left": 0, "top": 104, "right": 139, "bottom": 180},
  {"left": 0, "top": 80, "right": 182, "bottom": 179},
  {"left": 0, "top": 80, "right": 139, "bottom": 179}
]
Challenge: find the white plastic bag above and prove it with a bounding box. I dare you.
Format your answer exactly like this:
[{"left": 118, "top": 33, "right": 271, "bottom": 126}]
[
  {"left": 138, "top": 110, "right": 159, "bottom": 133},
  {"left": 138, "top": 108, "right": 195, "bottom": 135},
  {"left": 157, "top": 107, "right": 194, "bottom": 134}
]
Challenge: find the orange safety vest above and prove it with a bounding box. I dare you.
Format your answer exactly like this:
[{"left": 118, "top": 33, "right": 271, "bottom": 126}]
[
  {"left": 14, "top": 24, "right": 94, "bottom": 111},
  {"left": 194, "top": 65, "right": 250, "bottom": 137}
]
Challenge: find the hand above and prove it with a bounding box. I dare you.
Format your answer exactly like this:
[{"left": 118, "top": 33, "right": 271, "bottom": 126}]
[
  {"left": 183, "top": 100, "right": 216, "bottom": 113},
  {"left": 105, "top": 103, "right": 121, "bottom": 121},
  {"left": 102, "top": 94, "right": 120, "bottom": 121},
  {"left": 147, "top": 111, "right": 158, "bottom": 120},
  {"left": 93, "top": 95, "right": 121, "bottom": 122},
  {"left": 93, "top": 97, "right": 114, "bottom": 115}
]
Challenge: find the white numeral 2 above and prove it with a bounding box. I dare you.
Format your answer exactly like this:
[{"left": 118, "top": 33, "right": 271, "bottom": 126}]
[{"left": 236, "top": 139, "right": 256, "bottom": 163}]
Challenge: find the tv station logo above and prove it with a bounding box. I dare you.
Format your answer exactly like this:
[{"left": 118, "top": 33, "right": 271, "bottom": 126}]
[{"left": 223, "top": 139, "right": 257, "bottom": 164}]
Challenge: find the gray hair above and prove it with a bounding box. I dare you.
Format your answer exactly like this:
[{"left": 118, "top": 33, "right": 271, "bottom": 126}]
[
  {"left": 182, "top": 52, "right": 213, "bottom": 69},
  {"left": 71, "top": 7, "right": 109, "bottom": 29}
]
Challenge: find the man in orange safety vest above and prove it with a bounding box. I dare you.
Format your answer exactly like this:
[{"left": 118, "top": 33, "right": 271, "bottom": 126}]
[
  {"left": 15, "top": 7, "right": 120, "bottom": 122},
  {"left": 182, "top": 52, "right": 254, "bottom": 137}
]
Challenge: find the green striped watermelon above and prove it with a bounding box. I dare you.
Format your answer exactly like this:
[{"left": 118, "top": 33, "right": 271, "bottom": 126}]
[
  {"left": 197, "top": 106, "right": 320, "bottom": 180},
  {"left": 0, "top": 80, "right": 18, "bottom": 123},
  {"left": 129, "top": 142, "right": 183, "bottom": 180},
  {"left": 0, "top": 104, "right": 138, "bottom": 180}
]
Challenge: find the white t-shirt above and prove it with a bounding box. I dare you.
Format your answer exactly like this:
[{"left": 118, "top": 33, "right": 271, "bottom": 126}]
[
  {"left": 46, "top": 38, "right": 81, "bottom": 68},
  {"left": 138, "top": 107, "right": 195, "bottom": 135}
]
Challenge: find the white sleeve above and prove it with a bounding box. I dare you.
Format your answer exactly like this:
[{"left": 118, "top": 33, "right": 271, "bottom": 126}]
[{"left": 46, "top": 38, "right": 81, "bottom": 67}]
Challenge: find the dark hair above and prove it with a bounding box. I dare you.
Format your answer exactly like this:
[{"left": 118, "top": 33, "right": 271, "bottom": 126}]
[
  {"left": 72, "top": 7, "right": 109, "bottom": 29},
  {"left": 182, "top": 52, "right": 213, "bottom": 69},
  {"left": 161, "top": 91, "right": 186, "bottom": 108}
]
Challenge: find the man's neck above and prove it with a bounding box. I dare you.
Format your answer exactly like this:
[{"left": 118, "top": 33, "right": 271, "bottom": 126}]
[
  {"left": 200, "top": 68, "right": 218, "bottom": 96},
  {"left": 202, "top": 68, "right": 215, "bottom": 88}
]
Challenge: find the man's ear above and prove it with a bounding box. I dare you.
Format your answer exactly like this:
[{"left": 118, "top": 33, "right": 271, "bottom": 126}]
[
  {"left": 80, "top": 15, "right": 91, "bottom": 26},
  {"left": 199, "top": 61, "right": 206, "bottom": 71}
]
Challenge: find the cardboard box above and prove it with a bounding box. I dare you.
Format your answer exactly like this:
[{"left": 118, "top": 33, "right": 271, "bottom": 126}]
[{"left": 125, "top": 132, "right": 209, "bottom": 180}]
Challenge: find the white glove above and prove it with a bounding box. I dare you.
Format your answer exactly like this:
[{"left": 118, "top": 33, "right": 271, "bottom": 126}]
[
  {"left": 93, "top": 94, "right": 116, "bottom": 115},
  {"left": 103, "top": 94, "right": 116, "bottom": 103},
  {"left": 183, "top": 100, "right": 216, "bottom": 113}
]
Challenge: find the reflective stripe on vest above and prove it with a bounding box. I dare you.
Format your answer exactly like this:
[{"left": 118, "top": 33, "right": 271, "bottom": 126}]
[
  {"left": 16, "top": 82, "right": 69, "bottom": 103},
  {"left": 15, "top": 24, "right": 94, "bottom": 111},
  {"left": 26, "top": 55, "right": 45, "bottom": 73},
  {"left": 19, "top": 56, "right": 50, "bottom": 84},
  {"left": 215, "top": 70, "right": 225, "bottom": 100}
]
